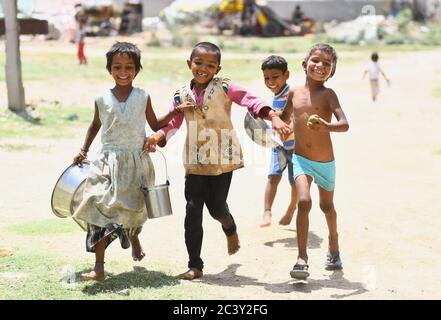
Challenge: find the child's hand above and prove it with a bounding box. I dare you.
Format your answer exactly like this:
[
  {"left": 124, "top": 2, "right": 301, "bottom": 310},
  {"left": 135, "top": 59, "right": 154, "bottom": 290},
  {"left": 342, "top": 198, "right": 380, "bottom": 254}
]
[
  {"left": 144, "top": 133, "right": 160, "bottom": 153},
  {"left": 73, "top": 149, "right": 87, "bottom": 165},
  {"left": 175, "top": 101, "right": 194, "bottom": 113},
  {"left": 271, "top": 116, "right": 292, "bottom": 137}
]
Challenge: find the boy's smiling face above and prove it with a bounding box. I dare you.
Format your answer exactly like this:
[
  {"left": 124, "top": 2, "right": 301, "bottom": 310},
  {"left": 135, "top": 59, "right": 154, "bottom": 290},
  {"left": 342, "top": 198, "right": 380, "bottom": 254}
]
[
  {"left": 263, "top": 68, "right": 289, "bottom": 95},
  {"left": 305, "top": 50, "right": 334, "bottom": 82},
  {"left": 187, "top": 48, "right": 221, "bottom": 88}
]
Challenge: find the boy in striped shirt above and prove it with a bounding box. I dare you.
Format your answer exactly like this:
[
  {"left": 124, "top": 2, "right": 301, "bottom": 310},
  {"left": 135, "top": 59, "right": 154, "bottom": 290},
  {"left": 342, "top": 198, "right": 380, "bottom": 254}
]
[{"left": 260, "top": 55, "right": 297, "bottom": 228}]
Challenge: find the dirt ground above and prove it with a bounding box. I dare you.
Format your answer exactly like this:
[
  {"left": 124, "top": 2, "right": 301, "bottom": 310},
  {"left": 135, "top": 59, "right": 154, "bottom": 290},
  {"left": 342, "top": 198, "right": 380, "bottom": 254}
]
[{"left": 1, "top": 43, "right": 441, "bottom": 299}]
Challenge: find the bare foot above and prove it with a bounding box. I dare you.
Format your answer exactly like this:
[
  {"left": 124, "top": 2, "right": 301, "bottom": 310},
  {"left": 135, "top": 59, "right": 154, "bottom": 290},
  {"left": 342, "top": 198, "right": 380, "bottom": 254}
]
[
  {"left": 0, "top": 248, "right": 13, "bottom": 257},
  {"left": 279, "top": 207, "right": 295, "bottom": 225},
  {"left": 259, "top": 210, "right": 272, "bottom": 227},
  {"left": 178, "top": 268, "right": 203, "bottom": 280},
  {"left": 129, "top": 235, "right": 146, "bottom": 261},
  {"left": 226, "top": 233, "right": 240, "bottom": 255},
  {"left": 81, "top": 262, "right": 105, "bottom": 281}
]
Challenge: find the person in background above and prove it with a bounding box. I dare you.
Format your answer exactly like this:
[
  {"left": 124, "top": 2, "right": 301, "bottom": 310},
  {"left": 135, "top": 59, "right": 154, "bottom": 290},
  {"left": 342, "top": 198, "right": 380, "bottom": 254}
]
[{"left": 363, "top": 52, "right": 390, "bottom": 102}]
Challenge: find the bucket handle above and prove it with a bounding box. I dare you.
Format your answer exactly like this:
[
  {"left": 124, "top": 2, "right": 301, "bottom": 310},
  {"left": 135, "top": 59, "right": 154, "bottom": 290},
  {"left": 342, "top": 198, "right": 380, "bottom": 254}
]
[{"left": 142, "top": 149, "right": 169, "bottom": 186}]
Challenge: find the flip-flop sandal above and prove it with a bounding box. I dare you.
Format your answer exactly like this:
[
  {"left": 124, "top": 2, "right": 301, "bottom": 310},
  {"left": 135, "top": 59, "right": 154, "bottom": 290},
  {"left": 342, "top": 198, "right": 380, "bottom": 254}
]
[
  {"left": 290, "top": 263, "right": 309, "bottom": 280},
  {"left": 326, "top": 251, "right": 343, "bottom": 270}
]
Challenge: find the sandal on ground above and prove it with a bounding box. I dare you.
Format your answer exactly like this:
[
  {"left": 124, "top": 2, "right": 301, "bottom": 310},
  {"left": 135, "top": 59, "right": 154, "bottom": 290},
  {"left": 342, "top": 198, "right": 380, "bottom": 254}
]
[
  {"left": 326, "top": 251, "right": 343, "bottom": 270},
  {"left": 290, "top": 263, "right": 309, "bottom": 280},
  {"left": 178, "top": 267, "right": 203, "bottom": 280}
]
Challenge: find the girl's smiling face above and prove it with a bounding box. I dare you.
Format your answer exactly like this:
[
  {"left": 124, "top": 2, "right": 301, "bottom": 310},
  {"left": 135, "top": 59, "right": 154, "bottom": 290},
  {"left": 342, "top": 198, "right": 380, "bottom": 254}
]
[
  {"left": 187, "top": 48, "right": 221, "bottom": 88},
  {"left": 305, "top": 50, "right": 334, "bottom": 82},
  {"left": 110, "top": 53, "right": 137, "bottom": 87}
]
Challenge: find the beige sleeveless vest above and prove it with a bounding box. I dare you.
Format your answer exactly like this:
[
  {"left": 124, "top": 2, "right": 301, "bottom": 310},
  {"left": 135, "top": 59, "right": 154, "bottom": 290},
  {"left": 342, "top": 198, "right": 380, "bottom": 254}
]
[{"left": 178, "top": 77, "right": 244, "bottom": 175}]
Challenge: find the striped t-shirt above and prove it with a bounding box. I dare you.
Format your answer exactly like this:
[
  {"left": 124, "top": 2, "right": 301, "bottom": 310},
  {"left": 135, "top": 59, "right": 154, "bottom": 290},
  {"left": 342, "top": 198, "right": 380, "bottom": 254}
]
[{"left": 272, "top": 84, "right": 294, "bottom": 150}]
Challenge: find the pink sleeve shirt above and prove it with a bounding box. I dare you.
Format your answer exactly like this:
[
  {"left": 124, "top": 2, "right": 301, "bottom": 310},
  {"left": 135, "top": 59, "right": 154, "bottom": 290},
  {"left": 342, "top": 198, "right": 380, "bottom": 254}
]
[{"left": 158, "top": 80, "right": 270, "bottom": 146}]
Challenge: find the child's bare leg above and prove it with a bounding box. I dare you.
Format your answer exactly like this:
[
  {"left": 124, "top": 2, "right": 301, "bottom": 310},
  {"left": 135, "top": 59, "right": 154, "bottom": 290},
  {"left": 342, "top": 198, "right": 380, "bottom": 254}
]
[
  {"left": 318, "top": 188, "right": 339, "bottom": 253},
  {"left": 279, "top": 184, "right": 297, "bottom": 225},
  {"left": 291, "top": 177, "right": 310, "bottom": 281},
  {"left": 295, "top": 175, "right": 313, "bottom": 262},
  {"left": 129, "top": 231, "right": 145, "bottom": 262},
  {"left": 261, "top": 210, "right": 272, "bottom": 228},
  {"left": 261, "top": 175, "right": 281, "bottom": 227},
  {"left": 81, "top": 237, "right": 107, "bottom": 281},
  {"left": 370, "top": 80, "right": 378, "bottom": 101}
]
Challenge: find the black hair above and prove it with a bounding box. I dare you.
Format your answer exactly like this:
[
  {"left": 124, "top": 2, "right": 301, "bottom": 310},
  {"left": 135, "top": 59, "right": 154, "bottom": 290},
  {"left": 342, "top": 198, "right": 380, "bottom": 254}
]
[
  {"left": 371, "top": 52, "right": 379, "bottom": 62},
  {"left": 190, "top": 42, "right": 221, "bottom": 64},
  {"left": 303, "top": 43, "right": 338, "bottom": 78},
  {"left": 106, "top": 42, "right": 142, "bottom": 73},
  {"left": 261, "top": 55, "right": 288, "bottom": 72}
]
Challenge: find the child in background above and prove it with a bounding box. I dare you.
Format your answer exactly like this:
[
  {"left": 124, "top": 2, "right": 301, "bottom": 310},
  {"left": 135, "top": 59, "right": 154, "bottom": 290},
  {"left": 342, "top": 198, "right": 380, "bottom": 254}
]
[
  {"left": 72, "top": 42, "right": 187, "bottom": 281},
  {"left": 146, "top": 42, "right": 291, "bottom": 280},
  {"left": 260, "top": 55, "right": 297, "bottom": 228},
  {"left": 281, "top": 44, "right": 349, "bottom": 280},
  {"left": 363, "top": 52, "right": 390, "bottom": 102},
  {"left": 76, "top": 17, "right": 87, "bottom": 65}
]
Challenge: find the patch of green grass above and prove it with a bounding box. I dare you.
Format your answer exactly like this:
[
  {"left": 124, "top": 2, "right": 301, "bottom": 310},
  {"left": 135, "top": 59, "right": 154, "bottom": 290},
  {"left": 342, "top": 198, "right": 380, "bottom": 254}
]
[
  {"left": 216, "top": 35, "right": 315, "bottom": 54},
  {"left": 432, "top": 88, "right": 441, "bottom": 98},
  {"left": 0, "top": 106, "right": 93, "bottom": 139},
  {"left": 0, "top": 249, "right": 208, "bottom": 299},
  {"left": 0, "top": 52, "right": 104, "bottom": 82},
  {"left": 3, "top": 218, "right": 80, "bottom": 235},
  {"left": 139, "top": 57, "right": 188, "bottom": 83},
  {"left": 0, "top": 38, "right": 364, "bottom": 85},
  {"left": 0, "top": 249, "right": 75, "bottom": 299}
]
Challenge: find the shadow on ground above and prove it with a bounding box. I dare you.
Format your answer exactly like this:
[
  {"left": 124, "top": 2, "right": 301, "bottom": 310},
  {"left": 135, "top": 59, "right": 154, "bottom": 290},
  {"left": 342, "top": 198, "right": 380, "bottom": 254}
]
[
  {"left": 264, "top": 230, "right": 323, "bottom": 249},
  {"left": 79, "top": 266, "right": 179, "bottom": 295},
  {"left": 201, "top": 264, "right": 367, "bottom": 298},
  {"left": 265, "top": 270, "right": 367, "bottom": 298}
]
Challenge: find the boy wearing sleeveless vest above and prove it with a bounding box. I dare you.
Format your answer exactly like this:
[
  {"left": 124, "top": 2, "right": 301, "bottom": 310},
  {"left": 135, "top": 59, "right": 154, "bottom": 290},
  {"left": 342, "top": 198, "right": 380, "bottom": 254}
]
[{"left": 146, "top": 42, "right": 291, "bottom": 280}]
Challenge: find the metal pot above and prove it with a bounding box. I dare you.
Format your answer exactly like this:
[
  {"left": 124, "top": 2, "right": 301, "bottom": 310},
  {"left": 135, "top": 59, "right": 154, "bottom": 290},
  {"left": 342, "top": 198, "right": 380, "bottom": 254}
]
[
  {"left": 141, "top": 150, "right": 173, "bottom": 219},
  {"left": 244, "top": 111, "right": 283, "bottom": 148},
  {"left": 51, "top": 161, "right": 90, "bottom": 218}
]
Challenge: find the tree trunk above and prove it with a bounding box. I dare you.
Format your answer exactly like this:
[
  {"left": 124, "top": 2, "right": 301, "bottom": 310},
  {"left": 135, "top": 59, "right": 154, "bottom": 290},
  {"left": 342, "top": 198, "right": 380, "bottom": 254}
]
[{"left": 3, "top": 0, "right": 26, "bottom": 112}]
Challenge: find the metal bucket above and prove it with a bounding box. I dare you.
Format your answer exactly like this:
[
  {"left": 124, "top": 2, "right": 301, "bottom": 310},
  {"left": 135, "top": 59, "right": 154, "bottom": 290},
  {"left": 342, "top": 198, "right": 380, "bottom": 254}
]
[
  {"left": 141, "top": 150, "right": 173, "bottom": 219},
  {"left": 51, "top": 161, "right": 90, "bottom": 218},
  {"left": 244, "top": 111, "right": 283, "bottom": 148}
]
